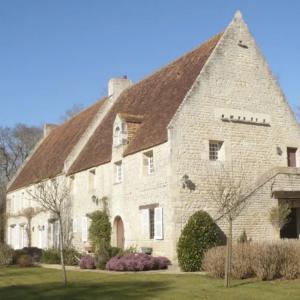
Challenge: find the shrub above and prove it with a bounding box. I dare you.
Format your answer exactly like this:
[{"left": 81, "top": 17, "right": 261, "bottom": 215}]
[
  {"left": 106, "top": 253, "right": 171, "bottom": 272},
  {"left": 109, "top": 247, "right": 123, "bottom": 258},
  {"left": 231, "top": 243, "right": 254, "bottom": 279},
  {"left": 79, "top": 255, "right": 96, "bottom": 269},
  {"left": 88, "top": 211, "right": 111, "bottom": 251},
  {"left": 13, "top": 247, "right": 42, "bottom": 264},
  {"left": 251, "top": 242, "right": 281, "bottom": 280},
  {"left": 0, "top": 243, "right": 13, "bottom": 266},
  {"left": 17, "top": 254, "right": 33, "bottom": 267},
  {"left": 41, "top": 249, "right": 60, "bottom": 264},
  {"left": 95, "top": 239, "right": 111, "bottom": 269},
  {"left": 63, "top": 248, "right": 81, "bottom": 266},
  {"left": 177, "top": 210, "right": 219, "bottom": 271},
  {"left": 202, "top": 246, "right": 225, "bottom": 278},
  {"left": 203, "top": 240, "right": 300, "bottom": 280},
  {"left": 41, "top": 248, "right": 81, "bottom": 265}
]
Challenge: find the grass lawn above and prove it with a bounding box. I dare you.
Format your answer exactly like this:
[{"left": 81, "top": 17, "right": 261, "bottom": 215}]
[{"left": 0, "top": 267, "right": 300, "bottom": 300}]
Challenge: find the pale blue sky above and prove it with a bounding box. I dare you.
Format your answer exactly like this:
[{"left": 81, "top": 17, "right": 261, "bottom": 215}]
[{"left": 1, "top": 0, "right": 299, "bottom": 127}]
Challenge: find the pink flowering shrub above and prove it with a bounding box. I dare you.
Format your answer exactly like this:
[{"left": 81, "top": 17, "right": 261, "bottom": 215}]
[
  {"left": 79, "top": 254, "right": 96, "bottom": 269},
  {"left": 106, "top": 253, "right": 171, "bottom": 271}
]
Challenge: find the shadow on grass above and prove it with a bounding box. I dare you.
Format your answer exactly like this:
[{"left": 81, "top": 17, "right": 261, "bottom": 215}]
[{"left": 0, "top": 280, "right": 171, "bottom": 300}]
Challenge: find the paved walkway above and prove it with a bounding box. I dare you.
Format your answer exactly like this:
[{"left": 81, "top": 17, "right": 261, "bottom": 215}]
[{"left": 40, "top": 264, "right": 206, "bottom": 275}]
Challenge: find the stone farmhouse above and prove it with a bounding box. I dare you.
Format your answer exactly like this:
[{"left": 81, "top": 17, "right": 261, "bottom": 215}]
[{"left": 5, "top": 11, "right": 300, "bottom": 261}]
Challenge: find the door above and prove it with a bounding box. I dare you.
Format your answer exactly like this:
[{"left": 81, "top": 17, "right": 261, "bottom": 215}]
[
  {"left": 287, "top": 148, "right": 297, "bottom": 167},
  {"left": 116, "top": 217, "right": 125, "bottom": 249},
  {"left": 280, "top": 208, "right": 298, "bottom": 239}
]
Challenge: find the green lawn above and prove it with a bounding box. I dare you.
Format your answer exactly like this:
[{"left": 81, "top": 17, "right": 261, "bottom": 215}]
[{"left": 0, "top": 267, "right": 300, "bottom": 300}]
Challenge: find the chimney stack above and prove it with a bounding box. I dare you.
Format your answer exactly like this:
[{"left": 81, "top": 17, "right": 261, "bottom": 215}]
[
  {"left": 43, "top": 124, "right": 57, "bottom": 138},
  {"left": 108, "top": 76, "right": 133, "bottom": 98}
]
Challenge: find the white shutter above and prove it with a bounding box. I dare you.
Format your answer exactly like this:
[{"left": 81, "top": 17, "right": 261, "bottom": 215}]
[
  {"left": 7, "top": 226, "right": 10, "bottom": 246},
  {"left": 154, "top": 207, "right": 163, "bottom": 240},
  {"left": 15, "top": 225, "right": 20, "bottom": 249},
  {"left": 24, "top": 225, "right": 29, "bottom": 247},
  {"left": 43, "top": 223, "right": 48, "bottom": 249},
  {"left": 73, "top": 218, "right": 78, "bottom": 233},
  {"left": 82, "top": 217, "right": 88, "bottom": 242},
  {"left": 140, "top": 209, "right": 150, "bottom": 239}
]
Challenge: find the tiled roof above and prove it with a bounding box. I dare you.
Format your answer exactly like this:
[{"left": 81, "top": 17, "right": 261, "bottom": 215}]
[{"left": 69, "top": 33, "right": 222, "bottom": 174}]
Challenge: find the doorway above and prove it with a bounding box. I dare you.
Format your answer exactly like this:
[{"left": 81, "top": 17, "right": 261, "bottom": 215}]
[
  {"left": 280, "top": 208, "right": 300, "bottom": 239},
  {"left": 114, "top": 216, "right": 125, "bottom": 249}
]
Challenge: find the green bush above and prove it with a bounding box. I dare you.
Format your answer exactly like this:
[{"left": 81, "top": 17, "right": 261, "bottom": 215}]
[
  {"left": 88, "top": 210, "right": 111, "bottom": 251},
  {"left": 41, "top": 248, "right": 81, "bottom": 265},
  {"left": 63, "top": 248, "right": 81, "bottom": 266},
  {"left": 0, "top": 243, "right": 13, "bottom": 266},
  {"left": 41, "top": 249, "right": 60, "bottom": 264},
  {"left": 109, "top": 247, "right": 123, "bottom": 258},
  {"left": 177, "top": 210, "right": 219, "bottom": 272},
  {"left": 17, "top": 254, "right": 33, "bottom": 267},
  {"left": 95, "top": 239, "right": 111, "bottom": 269}
]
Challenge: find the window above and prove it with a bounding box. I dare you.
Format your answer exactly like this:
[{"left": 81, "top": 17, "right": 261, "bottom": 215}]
[
  {"left": 114, "top": 161, "right": 123, "bottom": 183},
  {"left": 114, "top": 126, "right": 122, "bottom": 146},
  {"left": 140, "top": 206, "right": 163, "bottom": 240},
  {"left": 287, "top": 148, "right": 297, "bottom": 167},
  {"left": 149, "top": 208, "right": 155, "bottom": 239},
  {"left": 88, "top": 169, "right": 96, "bottom": 193},
  {"left": 209, "top": 141, "right": 223, "bottom": 161},
  {"left": 143, "top": 150, "right": 154, "bottom": 175}
]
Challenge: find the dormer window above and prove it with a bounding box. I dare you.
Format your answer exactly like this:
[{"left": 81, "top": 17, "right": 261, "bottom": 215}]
[{"left": 114, "top": 126, "right": 122, "bottom": 146}]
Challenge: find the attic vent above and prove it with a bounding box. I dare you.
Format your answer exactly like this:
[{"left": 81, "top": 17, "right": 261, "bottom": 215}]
[{"left": 238, "top": 40, "right": 248, "bottom": 49}]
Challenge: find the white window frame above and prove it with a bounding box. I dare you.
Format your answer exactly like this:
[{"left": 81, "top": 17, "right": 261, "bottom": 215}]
[
  {"left": 209, "top": 141, "right": 224, "bottom": 161},
  {"left": 140, "top": 206, "right": 163, "bottom": 240},
  {"left": 115, "top": 161, "right": 123, "bottom": 183},
  {"left": 143, "top": 150, "right": 154, "bottom": 175}
]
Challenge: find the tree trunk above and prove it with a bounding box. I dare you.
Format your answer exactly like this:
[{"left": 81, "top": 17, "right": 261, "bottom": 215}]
[
  {"left": 58, "top": 216, "right": 67, "bottom": 287},
  {"left": 224, "top": 217, "right": 232, "bottom": 288},
  {"left": 27, "top": 218, "right": 32, "bottom": 247}
]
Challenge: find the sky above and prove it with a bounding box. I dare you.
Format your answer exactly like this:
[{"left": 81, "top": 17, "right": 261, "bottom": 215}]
[{"left": 1, "top": 0, "right": 300, "bottom": 127}]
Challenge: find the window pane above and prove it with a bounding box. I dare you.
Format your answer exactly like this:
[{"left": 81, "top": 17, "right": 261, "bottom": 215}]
[{"left": 149, "top": 208, "right": 155, "bottom": 239}]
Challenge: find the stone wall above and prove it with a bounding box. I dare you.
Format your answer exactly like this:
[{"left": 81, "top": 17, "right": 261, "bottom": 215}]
[{"left": 168, "top": 13, "right": 300, "bottom": 258}]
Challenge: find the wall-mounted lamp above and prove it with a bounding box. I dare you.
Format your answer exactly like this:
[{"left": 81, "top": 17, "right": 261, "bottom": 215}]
[
  {"left": 91, "top": 195, "right": 99, "bottom": 206},
  {"left": 181, "top": 174, "right": 196, "bottom": 191}
]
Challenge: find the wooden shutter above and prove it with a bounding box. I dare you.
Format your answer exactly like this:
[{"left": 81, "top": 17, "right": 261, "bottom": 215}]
[
  {"left": 82, "top": 217, "right": 88, "bottom": 242},
  {"left": 154, "top": 207, "right": 163, "bottom": 240},
  {"left": 140, "top": 209, "right": 150, "bottom": 239}
]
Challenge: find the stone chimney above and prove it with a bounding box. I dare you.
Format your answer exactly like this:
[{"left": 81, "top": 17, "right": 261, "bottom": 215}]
[
  {"left": 108, "top": 76, "right": 133, "bottom": 98},
  {"left": 43, "top": 124, "right": 57, "bottom": 138}
]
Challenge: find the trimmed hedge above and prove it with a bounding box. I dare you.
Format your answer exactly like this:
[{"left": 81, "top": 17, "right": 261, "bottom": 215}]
[{"left": 177, "top": 210, "right": 219, "bottom": 272}]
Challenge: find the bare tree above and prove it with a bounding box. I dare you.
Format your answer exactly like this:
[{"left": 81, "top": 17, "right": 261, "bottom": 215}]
[
  {"left": 0, "top": 124, "right": 42, "bottom": 242},
  {"left": 208, "top": 164, "right": 248, "bottom": 288},
  {"left": 60, "top": 104, "right": 85, "bottom": 123},
  {"left": 27, "top": 177, "right": 72, "bottom": 287},
  {"left": 269, "top": 203, "right": 291, "bottom": 232},
  {"left": 7, "top": 207, "right": 44, "bottom": 247}
]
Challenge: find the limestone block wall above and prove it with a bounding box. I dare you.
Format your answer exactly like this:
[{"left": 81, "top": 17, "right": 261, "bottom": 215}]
[
  {"left": 70, "top": 142, "right": 173, "bottom": 257},
  {"left": 168, "top": 13, "right": 300, "bottom": 256}
]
